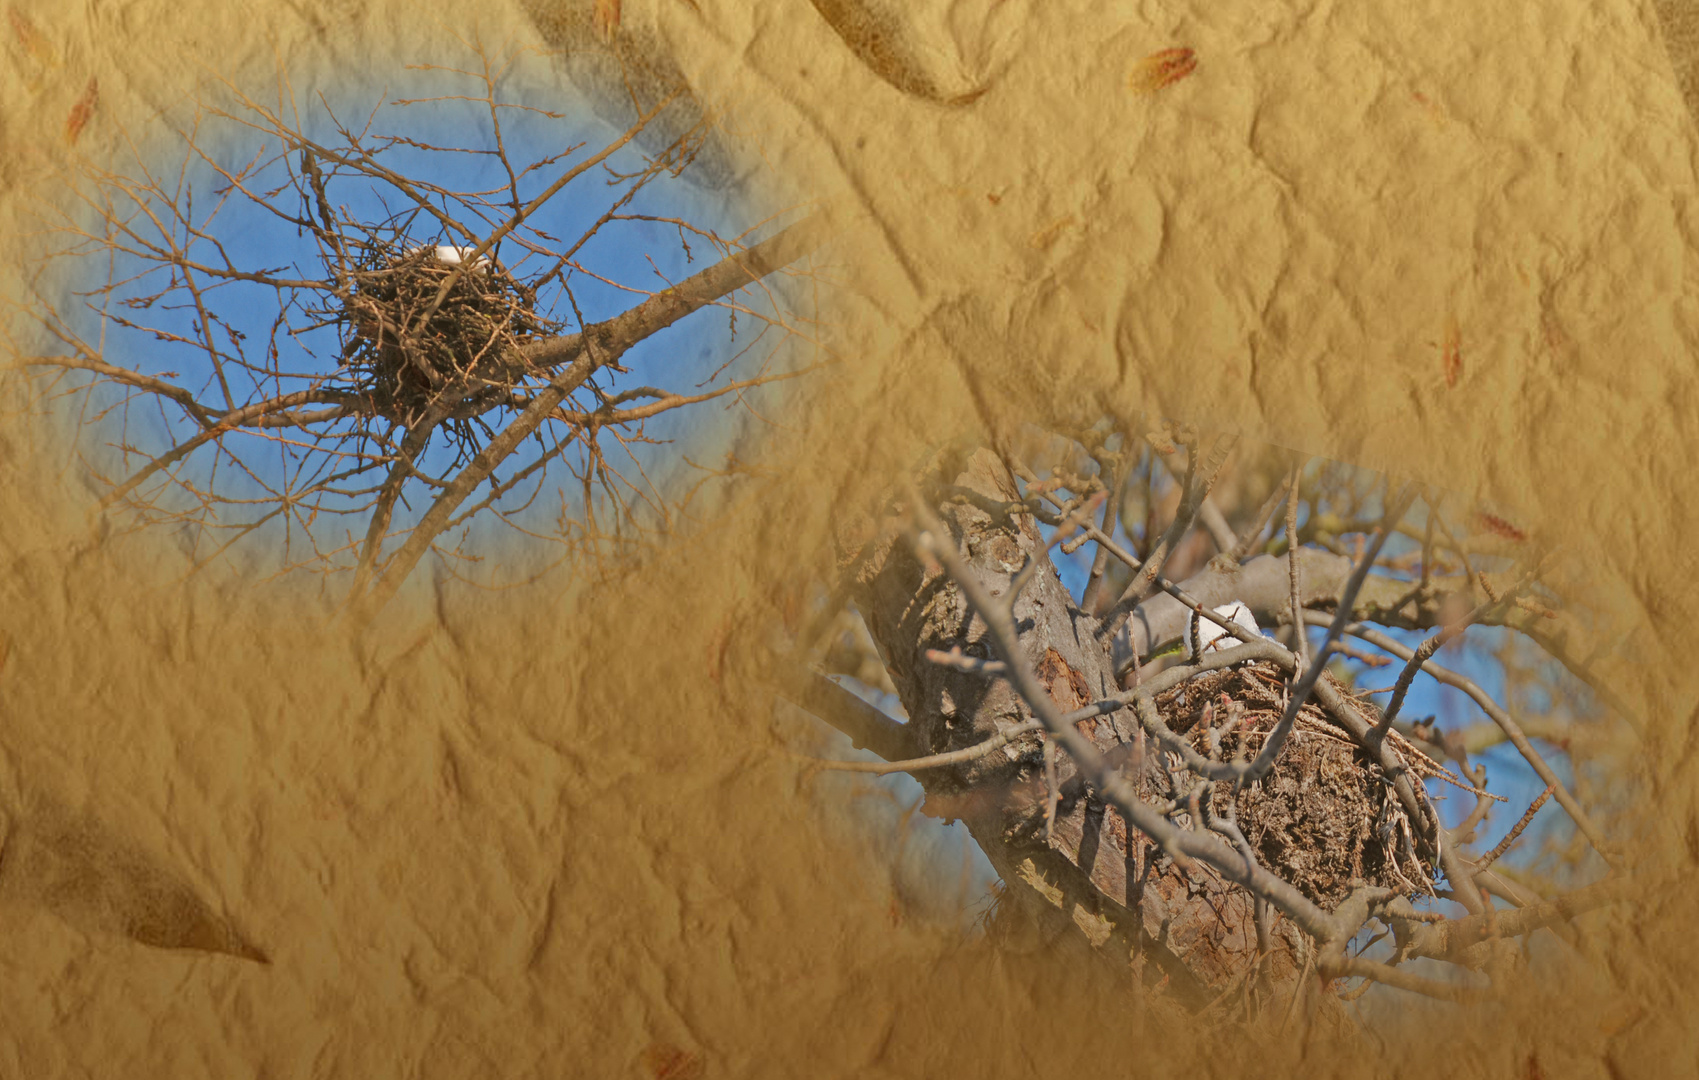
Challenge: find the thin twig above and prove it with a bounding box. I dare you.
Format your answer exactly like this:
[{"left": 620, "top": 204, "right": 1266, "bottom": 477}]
[
  {"left": 1287, "top": 459, "right": 1309, "bottom": 673},
  {"left": 1315, "top": 613, "right": 1617, "bottom": 866},
  {"left": 909, "top": 493, "right": 1350, "bottom": 947},
  {"left": 1475, "top": 785, "right": 1554, "bottom": 871},
  {"left": 924, "top": 647, "right": 1007, "bottom": 675},
  {"left": 1382, "top": 570, "right": 1535, "bottom": 727},
  {"left": 1099, "top": 434, "right": 1237, "bottom": 638},
  {"left": 1082, "top": 449, "right": 1125, "bottom": 613},
  {"left": 1226, "top": 471, "right": 1296, "bottom": 564},
  {"left": 1237, "top": 483, "right": 1418, "bottom": 785},
  {"left": 805, "top": 721, "right": 1042, "bottom": 776}
]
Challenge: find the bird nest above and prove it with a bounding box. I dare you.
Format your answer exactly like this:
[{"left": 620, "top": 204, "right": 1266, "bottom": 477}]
[
  {"left": 1151, "top": 660, "right": 1460, "bottom": 908},
  {"left": 337, "top": 245, "right": 562, "bottom": 431}
]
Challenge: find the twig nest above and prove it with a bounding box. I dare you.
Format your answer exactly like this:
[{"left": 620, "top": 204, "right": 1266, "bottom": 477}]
[
  {"left": 340, "top": 242, "right": 557, "bottom": 430},
  {"left": 1151, "top": 661, "right": 1440, "bottom": 908}
]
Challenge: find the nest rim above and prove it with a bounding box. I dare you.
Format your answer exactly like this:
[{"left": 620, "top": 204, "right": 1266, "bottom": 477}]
[
  {"left": 1151, "top": 659, "right": 1442, "bottom": 909},
  {"left": 337, "top": 243, "right": 561, "bottom": 432}
]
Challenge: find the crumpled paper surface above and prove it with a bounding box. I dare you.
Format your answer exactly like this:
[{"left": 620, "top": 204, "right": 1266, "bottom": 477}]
[{"left": 1, "top": 0, "right": 1696, "bottom": 1076}]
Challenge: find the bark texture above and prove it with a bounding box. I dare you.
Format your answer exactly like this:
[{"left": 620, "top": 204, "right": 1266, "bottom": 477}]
[{"left": 837, "top": 447, "right": 1299, "bottom": 1005}]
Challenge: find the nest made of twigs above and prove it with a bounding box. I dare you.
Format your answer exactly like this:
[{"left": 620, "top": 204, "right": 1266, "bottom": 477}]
[
  {"left": 1153, "top": 661, "right": 1448, "bottom": 908},
  {"left": 339, "top": 245, "right": 560, "bottom": 429}
]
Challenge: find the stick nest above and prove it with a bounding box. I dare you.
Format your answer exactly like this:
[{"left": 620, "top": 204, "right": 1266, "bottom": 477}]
[
  {"left": 1153, "top": 661, "right": 1445, "bottom": 908},
  {"left": 339, "top": 246, "right": 562, "bottom": 431}
]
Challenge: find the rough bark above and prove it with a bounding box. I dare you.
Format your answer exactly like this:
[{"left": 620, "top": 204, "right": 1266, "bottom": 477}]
[
  {"left": 836, "top": 446, "right": 1299, "bottom": 1005},
  {"left": 812, "top": 443, "right": 1625, "bottom": 1016}
]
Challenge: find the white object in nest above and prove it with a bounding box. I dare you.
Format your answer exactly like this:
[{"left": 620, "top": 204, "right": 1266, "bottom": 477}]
[
  {"left": 411, "top": 245, "right": 498, "bottom": 272},
  {"left": 1190, "top": 601, "right": 1262, "bottom": 661}
]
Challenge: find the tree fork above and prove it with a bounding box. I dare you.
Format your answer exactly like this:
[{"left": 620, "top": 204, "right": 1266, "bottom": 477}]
[{"left": 836, "top": 446, "right": 1304, "bottom": 1002}]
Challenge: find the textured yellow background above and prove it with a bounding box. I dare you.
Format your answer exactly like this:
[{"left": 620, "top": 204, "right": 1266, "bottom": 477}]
[{"left": 0, "top": 0, "right": 1695, "bottom": 1075}]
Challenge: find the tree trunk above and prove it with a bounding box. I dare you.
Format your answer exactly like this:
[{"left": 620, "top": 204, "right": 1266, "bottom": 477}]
[{"left": 836, "top": 446, "right": 1303, "bottom": 1008}]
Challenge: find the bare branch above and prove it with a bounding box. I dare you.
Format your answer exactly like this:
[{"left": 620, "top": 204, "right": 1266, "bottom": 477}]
[
  {"left": 1099, "top": 433, "right": 1236, "bottom": 638},
  {"left": 1390, "top": 876, "right": 1628, "bottom": 967},
  {"left": 908, "top": 496, "right": 1348, "bottom": 946},
  {"left": 1225, "top": 470, "right": 1295, "bottom": 564},
  {"left": 1315, "top": 613, "right": 1618, "bottom": 865},
  {"left": 353, "top": 211, "right": 838, "bottom": 617},
  {"left": 781, "top": 672, "right": 914, "bottom": 764},
  {"left": 1382, "top": 571, "right": 1535, "bottom": 726},
  {"left": 1475, "top": 785, "right": 1555, "bottom": 871},
  {"left": 805, "top": 721, "right": 1042, "bottom": 776}
]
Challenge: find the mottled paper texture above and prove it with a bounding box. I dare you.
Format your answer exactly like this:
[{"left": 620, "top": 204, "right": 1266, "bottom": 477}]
[{"left": 0, "top": 0, "right": 1695, "bottom": 1075}]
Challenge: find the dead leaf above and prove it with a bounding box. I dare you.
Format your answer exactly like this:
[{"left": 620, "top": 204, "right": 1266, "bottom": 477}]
[
  {"left": 1471, "top": 511, "right": 1526, "bottom": 543},
  {"left": 64, "top": 76, "right": 97, "bottom": 144},
  {"left": 1598, "top": 1001, "right": 1644, "bottom": 1037},
  {"left": 1441, "top": 312, "right": 1462, "bottom": 387},
  {"left": 706, "top": 611, "right": 734, "bottom": 684},
  {"left": 1129, "top": 47, "right": 1197, "bottom": 95},
  {"left": 592, "top": 0, "right": 619, "bottom": 39},
  {"left": 0, "top": 798, "right": 267, "bottom": 962},
  {"left": 1539, "top": 307, "right": 1569, "bottom": 354},
  {"left": 808, "top": 0, "right": 988, "bottom": 105},
  {"left": 7, "top": 6, "right": 57, "bottom": 67},
  {"left": 639, "top": 1044, "right": 705, "bottom": 1080}
]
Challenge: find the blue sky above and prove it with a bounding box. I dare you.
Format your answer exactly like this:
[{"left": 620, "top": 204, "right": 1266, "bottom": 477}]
[
  {"left": 816, "top": 459, "right": 1610, "bottom": 934},
  {"left": 57, "top": 60, "right": 1607, "bottom": 943},
  {"left": 62, "top": 57, "right": 806, "bottom": 575}
]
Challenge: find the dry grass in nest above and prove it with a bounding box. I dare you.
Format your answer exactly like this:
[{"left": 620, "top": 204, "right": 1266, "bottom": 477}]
[
  {"left": 339, "top": 245, "right": 562, "bottom": 432},
  {"left": 1153, "top": 661, "right": 1442, "bottom": 908}
]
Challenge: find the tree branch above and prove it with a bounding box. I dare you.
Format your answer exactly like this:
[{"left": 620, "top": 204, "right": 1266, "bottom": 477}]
[
  {"left": 1314, "top": 613, "right": 1618, "bottom": 866},
  {"left": 909, "top": 499, "right": 1348, "bottom": 947},
  {"left": 782, "top": 672, "right": 915, "bottom": 764},
  {"left": 352, "top": 211, "right": 838, "bottom": 618}
]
